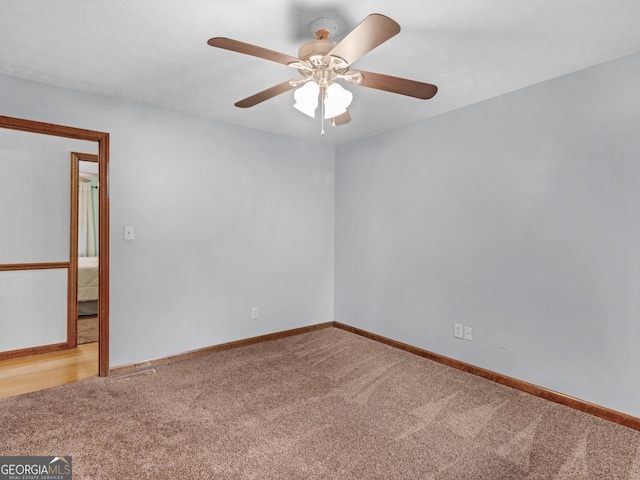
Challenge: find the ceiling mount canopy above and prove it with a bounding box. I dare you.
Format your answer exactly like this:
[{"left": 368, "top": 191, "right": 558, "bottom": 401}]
[
  {"left": 309, "top": 17, "right": 338, "bottom": 40},
  {"left": 207, "top": 13, "right": 438, "bottom": 136}
]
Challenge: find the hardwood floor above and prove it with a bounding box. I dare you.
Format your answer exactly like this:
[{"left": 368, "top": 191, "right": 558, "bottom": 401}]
[{"left": 0, "top": 342, "right": 98, "bottom": 398}]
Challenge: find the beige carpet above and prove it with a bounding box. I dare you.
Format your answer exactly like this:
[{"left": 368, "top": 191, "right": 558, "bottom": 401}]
[
  {"left": 77, "top": 316, "right": 98, "bottom": 345},
  {"left": 1, "top": 327, "right": 639, "bottom": 479}
]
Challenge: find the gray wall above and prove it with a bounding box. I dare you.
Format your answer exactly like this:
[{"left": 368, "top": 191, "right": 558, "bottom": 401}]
[
  {"left": 335, "top": 51, "right": 640, "bottom": 417},
  {"left": 0, "top": 74, "right": 335, "bottom": 367}
]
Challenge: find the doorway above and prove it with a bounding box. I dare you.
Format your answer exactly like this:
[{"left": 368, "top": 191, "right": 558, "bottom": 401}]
[
  {"left": 71, "top": 153, "right": 100, "bottom": 348},
  {"left": 0, "top": 115, "right": 110, "bottom": 377}
]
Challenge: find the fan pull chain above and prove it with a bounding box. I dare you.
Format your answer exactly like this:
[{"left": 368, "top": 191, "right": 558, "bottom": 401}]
[{"left": 320, "top": 87, "right": 325, "bottom": 136}]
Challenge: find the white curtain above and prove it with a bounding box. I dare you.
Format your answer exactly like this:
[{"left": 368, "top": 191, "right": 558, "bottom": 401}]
[{"left": 78, "top": 183, "right": 97, "bottom": 257}]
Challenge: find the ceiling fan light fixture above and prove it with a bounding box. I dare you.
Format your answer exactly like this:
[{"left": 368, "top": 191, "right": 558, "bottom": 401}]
[
  {"left": 293, "top": 81, "right": 319, "bottom": 117},
  {"left": 208, "top": 14, "right": 437, "bottom": 135},
  {"left": 323, "top": 83, "right": 352, "bottom": 119}
]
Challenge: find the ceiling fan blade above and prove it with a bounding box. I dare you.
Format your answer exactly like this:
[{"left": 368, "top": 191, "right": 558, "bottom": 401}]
[
  {"left": 350, "top": 70, "right": 438, "bottom": 100},
  {"left": 328, "top": 14, "right": 401, "bottom": 66},
  {"left": 207, "top": 37, "right": 300, "bottom": 66},
  {"left": 333, "top": 110, "right": 351, "bottom": 126},
  {"left": 234, "top": 80, "right": 298, "bottom": 108}
]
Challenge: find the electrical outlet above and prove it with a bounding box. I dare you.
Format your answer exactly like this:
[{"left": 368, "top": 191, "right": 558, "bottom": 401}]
[
  {"left": 464, "top": 326, "right": 473, "bottom": 341},
  {"left": 454, "top": 323, "right": 464, "bottom": 339},
  {"left": 251, "top": 307, "right": 259, "bottom": 319}
]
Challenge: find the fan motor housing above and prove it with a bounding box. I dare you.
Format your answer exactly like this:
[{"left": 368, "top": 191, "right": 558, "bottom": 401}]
[{"left": 297, "top": 39, "right": 334, "bottom": 60}]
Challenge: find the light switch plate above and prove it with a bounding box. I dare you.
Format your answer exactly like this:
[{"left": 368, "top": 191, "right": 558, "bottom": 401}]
[{"left": 124, "top": 225, "right": 135, "bottom": 240}]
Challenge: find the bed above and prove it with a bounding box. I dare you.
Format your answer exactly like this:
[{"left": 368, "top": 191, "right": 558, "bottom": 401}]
[{"left": 78, "top": 256, "right": 98, "bottom": 316}]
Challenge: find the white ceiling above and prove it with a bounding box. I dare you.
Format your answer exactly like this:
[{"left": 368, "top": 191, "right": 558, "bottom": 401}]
[{"left": 1, "top": 0, "right": 640, "bottom": 145}]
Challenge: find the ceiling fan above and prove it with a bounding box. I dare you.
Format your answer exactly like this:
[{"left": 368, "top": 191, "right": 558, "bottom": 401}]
[{"left": 207, "top": 13, "right": 438, "bottom": 134}]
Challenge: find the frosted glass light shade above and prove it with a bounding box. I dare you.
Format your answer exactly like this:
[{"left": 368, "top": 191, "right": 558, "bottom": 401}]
[
  {"left": 293, "top": 81, "right": 320, "bottom": 118},
  {"left": 323, "top": 83, "right": 352, "bottom": 119}
]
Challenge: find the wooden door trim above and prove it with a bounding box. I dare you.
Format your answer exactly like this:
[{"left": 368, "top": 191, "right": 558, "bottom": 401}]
[
  {"left": 98, "top": 133, "right": 110, "bottom": 377},
  {"left": 0, "top": 115, "right": 110, "bottom": 377}
]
